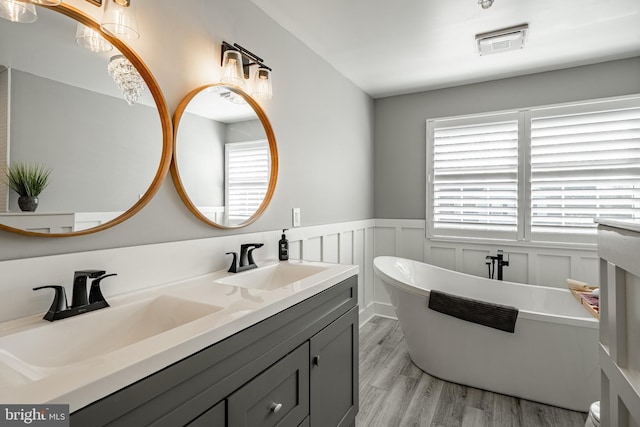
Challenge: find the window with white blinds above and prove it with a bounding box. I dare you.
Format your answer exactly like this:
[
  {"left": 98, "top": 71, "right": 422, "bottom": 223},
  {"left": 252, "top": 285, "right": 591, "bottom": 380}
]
[
  {"left": 531, "top": 106, "right": 640, "bottom": 235},
  {"left": 225, "top": 140, "right": 270, "bottom": 225},
  {"left": 427, "top": 96, "right": 640, "bottom": 243},
  {"left": 428, "top": 113, "right": 519, "bottom": 238}
]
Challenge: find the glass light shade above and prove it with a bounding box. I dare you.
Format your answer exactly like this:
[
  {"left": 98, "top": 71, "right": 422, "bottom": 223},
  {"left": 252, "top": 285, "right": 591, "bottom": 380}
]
[
  {"left": 0, "top": 0, "right": 37, "bottom": 23},
  {"left": 28, "top": 0, "right": 62, "bottom": 5},
  {"left": 75, "top": 23, "right": 113, "bottom": 53},
  {"left": 108, "top": 55, "right": 145, "bottom": 105},
  {"left": 220, "top": 49, "right": 245, "bottom": 88},
  {"left": 100, "top": 0, "right": 139, "bottom": 41},
  {"left": 478, "top": 0, "right": 494, "bottom": 9},
  {"left": 252, "top": 67, "right": 272, "bottom": 101}
]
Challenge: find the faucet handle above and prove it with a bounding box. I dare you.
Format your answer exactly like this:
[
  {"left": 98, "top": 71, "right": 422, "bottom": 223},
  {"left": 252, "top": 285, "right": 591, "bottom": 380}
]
[
  {"left": 89, "top": 273, "right": 117, "bottom": 304},
  {"left": 246, "top": 243, "right": 264, "bottom": 266},
  {"left": 226, "top": 251, "right": 238, "bottom": 273},
  {"left": 33, "top": 285, "right": 68, "bottom": 322},
  {"left": 74, "top": 270, "right": 107, "bottom": 278},
  {"left": 71, "top": 270, "right": 107, "bottom": 308}
]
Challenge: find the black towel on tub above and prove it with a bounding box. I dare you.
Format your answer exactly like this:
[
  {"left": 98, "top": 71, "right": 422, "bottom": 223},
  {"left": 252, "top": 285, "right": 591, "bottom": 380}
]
[{"left": 428, "top": 290, "right": 519, "bottom": 333}]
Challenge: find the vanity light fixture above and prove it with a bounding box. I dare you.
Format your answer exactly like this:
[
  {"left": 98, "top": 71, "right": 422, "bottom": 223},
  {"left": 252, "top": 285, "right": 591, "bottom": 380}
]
[
  {"left": 0, "top": 0, "right": 37, "bottom": 23},
  {"left": 108, "top": 55, "right": 145, "bottom": 105},
  {"left": 100, "top": 0, "right": 139, "bottom": 41},
  {"left": 252, "top": 67, "right": 272, "bottom": 101},
  {"left": 221, "top": 41, "right": 273, "bottom": 100},
  {"left": 75, "top": 23, "right": 113, "bottom": 53},
  {"left": 220, "top": 49, "right": 245, "bottom": 88},
  {"left": 478, "top": 0, "right": 494, "bottom": 9}
]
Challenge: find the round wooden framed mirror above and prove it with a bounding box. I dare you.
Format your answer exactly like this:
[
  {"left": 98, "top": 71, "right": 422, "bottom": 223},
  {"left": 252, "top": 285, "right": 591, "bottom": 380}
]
[
  {"left": 0, "top": 3, "right": 172, "bottom": 236},
  {"left": 171, "top": 84, "right": 278, "bottom": 229}
]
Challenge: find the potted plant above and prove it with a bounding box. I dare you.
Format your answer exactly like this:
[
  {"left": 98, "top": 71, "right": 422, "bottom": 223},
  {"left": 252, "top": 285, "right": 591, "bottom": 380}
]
[{"left": 3, "top": 162, "right": 52, "bottom": 212}]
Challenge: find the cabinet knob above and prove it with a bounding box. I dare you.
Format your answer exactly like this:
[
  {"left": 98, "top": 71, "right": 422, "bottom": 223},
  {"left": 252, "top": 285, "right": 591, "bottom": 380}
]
[
  {"left": 270, "top": 402, "right": 283, "bottom": 413},
  {"left": 313, "top": 355, "right": 320, "bottom": 366}
]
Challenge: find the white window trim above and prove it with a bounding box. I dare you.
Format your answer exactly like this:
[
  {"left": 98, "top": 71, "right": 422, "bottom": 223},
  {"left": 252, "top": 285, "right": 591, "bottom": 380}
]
[
  {"left": 426, "top": 94, "right": 640, "bottom": 246},
  {"left": 426, "top": 111, "right": 520, "bottom": 241}
]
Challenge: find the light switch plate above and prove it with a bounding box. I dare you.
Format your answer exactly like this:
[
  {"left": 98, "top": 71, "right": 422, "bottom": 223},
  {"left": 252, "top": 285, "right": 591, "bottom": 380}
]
[{"left": 292, "top": 208, "right": 301, "bottom": 227}]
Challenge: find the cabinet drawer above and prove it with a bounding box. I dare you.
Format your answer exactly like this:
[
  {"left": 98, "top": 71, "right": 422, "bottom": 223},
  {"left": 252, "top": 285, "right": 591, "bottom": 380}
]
[
  {"left": 228, "top": 343, "right": 309, "bottom": 427},
  {"left": 187, "top": 400, "right": 225, "bottom": 426}
]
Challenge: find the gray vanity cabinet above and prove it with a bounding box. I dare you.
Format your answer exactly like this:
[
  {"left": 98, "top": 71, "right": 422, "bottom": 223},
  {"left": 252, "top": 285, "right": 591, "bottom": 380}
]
[
  {"left": 186, "top": 401, "right": 225, "bottom": 426},
  {"left": 310, "top": 307, "right": 358, "bottom": 427},
  {"left": 70, "top": 275, "right": 358, "bottom": 427},
  {"left": 227, "top": 342, "right": 309, "bottom": 426}
]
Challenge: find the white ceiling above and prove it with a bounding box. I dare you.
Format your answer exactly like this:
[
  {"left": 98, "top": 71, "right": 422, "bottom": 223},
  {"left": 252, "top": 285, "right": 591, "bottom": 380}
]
[{"left": 250, "top": 0, "right": 640, "bottom": 98}]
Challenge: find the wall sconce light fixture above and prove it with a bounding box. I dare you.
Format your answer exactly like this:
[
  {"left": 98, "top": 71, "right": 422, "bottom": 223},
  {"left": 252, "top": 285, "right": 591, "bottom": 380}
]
[
  {"left": 100, "top": 0, "right": 139, "bottom": 41},
  {"left": 75, "top": 23, "right": 113, "bottom": 53},
  {"left": 221, "top": 42, "right": 273, "bottom": 101},
  {"left": 0, "top": 0, "right": 37, "bottom": 23}
]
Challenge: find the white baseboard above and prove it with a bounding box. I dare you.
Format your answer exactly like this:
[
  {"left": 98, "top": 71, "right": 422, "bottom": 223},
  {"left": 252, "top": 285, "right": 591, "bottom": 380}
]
[
  {"left": 374, "top": 302, "right": 397, "bottom": 319},
  {"left": 358, "top": 303, "right": 376, "bottom": 328}
]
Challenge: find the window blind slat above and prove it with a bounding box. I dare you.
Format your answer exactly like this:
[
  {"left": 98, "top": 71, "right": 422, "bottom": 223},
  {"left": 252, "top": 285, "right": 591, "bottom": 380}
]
[
  {"left": 226, "top": 142, "right": 269, "bottom": 224},
  {"left": 432, "top": 118, "right": 518, "bottom": 234},
  {"left": 531, "top": 107, "right": 640, "bottom": 234}
]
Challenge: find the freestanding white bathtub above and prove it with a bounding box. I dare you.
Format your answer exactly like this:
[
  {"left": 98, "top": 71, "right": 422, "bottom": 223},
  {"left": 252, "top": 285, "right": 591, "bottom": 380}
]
[{"left": 373, "top": 256, "right": 599, "bottom": 412}]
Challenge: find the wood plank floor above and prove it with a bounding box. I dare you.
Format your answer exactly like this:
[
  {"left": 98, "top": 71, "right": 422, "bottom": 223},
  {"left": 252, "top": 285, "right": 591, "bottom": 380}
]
[{"left": 356, "top": 316, "right": 588, "bottom": 427}]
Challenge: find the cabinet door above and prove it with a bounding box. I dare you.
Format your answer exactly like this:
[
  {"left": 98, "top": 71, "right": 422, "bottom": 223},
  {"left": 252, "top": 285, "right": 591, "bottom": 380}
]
[
  {"left": 228, "top": 343, "right": 309, "bottom": 427},
  {"left": 309, "top": 306, "right": 359, "bottom": 427}
]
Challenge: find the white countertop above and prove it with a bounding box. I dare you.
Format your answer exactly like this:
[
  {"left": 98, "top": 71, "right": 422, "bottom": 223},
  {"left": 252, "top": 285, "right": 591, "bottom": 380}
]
[{"left": 0, "top": 259, "right": 358, "bottom": 412}]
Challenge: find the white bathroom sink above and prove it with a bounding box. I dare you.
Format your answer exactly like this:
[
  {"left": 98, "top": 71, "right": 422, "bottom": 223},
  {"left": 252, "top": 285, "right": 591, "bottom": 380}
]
[
  {"left": 0, "top": 295, "right": 222, "bottom": 375},
  {"left": 214, "top": 262, "right": 330, "bottom": 290}
]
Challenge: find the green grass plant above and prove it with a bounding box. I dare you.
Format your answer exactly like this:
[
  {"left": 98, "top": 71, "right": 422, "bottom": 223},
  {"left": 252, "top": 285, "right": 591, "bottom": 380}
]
[{"left": 3, "top": 162, "right": 52, "bottom": 197}]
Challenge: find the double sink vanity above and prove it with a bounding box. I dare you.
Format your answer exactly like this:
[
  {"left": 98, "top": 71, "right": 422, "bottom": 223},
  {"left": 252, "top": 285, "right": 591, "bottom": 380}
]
[
  {"left": 1, "top": 3, "right": 358, "bottom": 426},
  {"left": 0, "top": 260, "right": 359, "bottom": 426}
]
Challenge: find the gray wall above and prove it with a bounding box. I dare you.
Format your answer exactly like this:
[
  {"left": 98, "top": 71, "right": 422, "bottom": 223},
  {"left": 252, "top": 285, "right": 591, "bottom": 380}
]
[
  {"left": 226, "top": 119, "right": 265, "bottom": 143},
  {"left": 374, "top": 57, "right": 640, "bottom": 219},
  {"left": 176, "top": 112, "right": 226, "bottom": 207},
  {"left": 174, "top": 115, "right": 265, "bottom": 208},
  {"left": 0, "top": 0, "right": 374, "bottom": 260},
  {"left": 9, "top": 70, "right": 161, "bottom": 212},
  {"left": 0, "top": 67, "right": 7, "bottom": 211}
]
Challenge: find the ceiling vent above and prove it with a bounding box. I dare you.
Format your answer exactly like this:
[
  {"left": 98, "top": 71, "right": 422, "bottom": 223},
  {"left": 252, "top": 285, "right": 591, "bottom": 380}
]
[{"left": 476, "top": 24, "right": 528, "bottom": 56}]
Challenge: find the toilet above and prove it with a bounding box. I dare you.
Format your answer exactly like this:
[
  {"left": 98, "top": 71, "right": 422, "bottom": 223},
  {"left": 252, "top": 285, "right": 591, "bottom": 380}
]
[{"left": 584, "top": 401, "right": 600, "bottom": 427}]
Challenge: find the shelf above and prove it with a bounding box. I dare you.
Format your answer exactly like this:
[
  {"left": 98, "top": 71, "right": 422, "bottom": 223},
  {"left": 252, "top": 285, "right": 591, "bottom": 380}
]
[{"left": 570, "top": 287, "right": 599, "bottom": 319}]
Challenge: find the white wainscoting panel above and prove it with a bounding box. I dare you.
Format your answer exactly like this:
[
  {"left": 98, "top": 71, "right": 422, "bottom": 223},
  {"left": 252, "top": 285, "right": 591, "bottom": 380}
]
[
  {"left": 0, "top": 220, "right": 377, "bottom": 324},
  {"left": 400, "top": 227, "right": 425, "bottom": 260},
  {"left": 462, "top": 248, "right": 491, "bottom": 279},
  {"left": 431, "top": 247, "right": 455, "bottom": 271},
  {"left": 0, "top": 218, "right": 601, "bottom": 329},
  {"left": 303, "top": 236, "right": 322, "bottom": 262},
  {"left": 371, "top": 219, "right": 599, "bottom": 318},
  {"left": 537, "top": 254, "right": 572, "bottom": 287},
  {"left": 286, "top": 221, "right": 376, "bottom": 326},
  {"left": 597, "top": 222, "right": 640, "bottom": 427}
]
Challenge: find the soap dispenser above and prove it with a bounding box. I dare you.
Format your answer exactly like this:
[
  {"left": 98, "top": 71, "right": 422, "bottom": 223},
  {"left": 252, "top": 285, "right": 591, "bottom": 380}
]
[{"left": 279, "top": 229, "right": 289, "bottom": 261}]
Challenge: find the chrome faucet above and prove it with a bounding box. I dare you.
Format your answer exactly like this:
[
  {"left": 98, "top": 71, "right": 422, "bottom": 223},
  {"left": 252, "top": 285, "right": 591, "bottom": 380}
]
[
  {"left": 226, "top": 243, "right": 264, "bottom": 273},
  {"left": 33, "top": 270, "right": 116, "bottom": 321}
]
